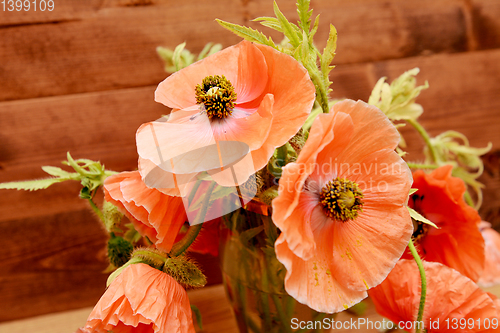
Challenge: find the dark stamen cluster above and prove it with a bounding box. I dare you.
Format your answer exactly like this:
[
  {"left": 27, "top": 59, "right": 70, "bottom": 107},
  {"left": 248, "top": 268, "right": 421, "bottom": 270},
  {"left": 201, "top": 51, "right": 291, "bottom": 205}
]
[
  {"left": 319, "top": 178, "right": 364, "bottom": 222},
  {"left": 195, "top": 75, "right": 237, "bottom": 119}
]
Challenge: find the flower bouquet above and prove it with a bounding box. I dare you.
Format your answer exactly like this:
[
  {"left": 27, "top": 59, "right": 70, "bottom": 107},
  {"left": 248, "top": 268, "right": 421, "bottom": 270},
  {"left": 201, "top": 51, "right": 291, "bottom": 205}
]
[{"left": 2, "top": 0, "right": 499, "bottom": 332}]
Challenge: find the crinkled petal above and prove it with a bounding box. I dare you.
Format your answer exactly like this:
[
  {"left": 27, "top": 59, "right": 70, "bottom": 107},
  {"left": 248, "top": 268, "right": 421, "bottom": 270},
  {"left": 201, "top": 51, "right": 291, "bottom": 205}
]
[
  {"left": 84, "top": 264, "right": 195, "bottom": 333},
  {"left": 370, "top": 260, "right": 499, "bottom": 333}
]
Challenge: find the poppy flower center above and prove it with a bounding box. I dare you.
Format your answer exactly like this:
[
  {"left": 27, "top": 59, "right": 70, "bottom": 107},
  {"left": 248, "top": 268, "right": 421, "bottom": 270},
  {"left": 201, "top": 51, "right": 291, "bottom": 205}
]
[
  {"left": 410, "top": 194, "right": 430, "bottom": 241},
  {"left": 319, "top": 178, "right": 364, "bottom": 222},
  {"left": 195, "top": 75, "right": 237, "bottom": 119}
]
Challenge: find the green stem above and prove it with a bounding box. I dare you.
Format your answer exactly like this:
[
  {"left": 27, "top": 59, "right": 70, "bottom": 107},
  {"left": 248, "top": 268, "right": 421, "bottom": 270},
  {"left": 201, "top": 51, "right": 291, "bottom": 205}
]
[
  {"left": 88, "top": 198, "right": 105, "bottom": 223},
  {"left": 264, "top": 258, "right": 292, "bottom": 333},
  {"left": 408, "top": 239, "right": 426, "bottom": 333},
  {"left": 407, "top": 119, "right": 439, "bottom": 164},
  {"left": 169, "top": 181, "right": 217, "bottom": 257},
  {"left": 464, "top": 190, "right": 475, "bottom": 207},
  {"left": 406, "top": 163, "right": 439, "bottom": 170},
  {"left": 133, "top": 249, "right": 167, "bottom": 264}
]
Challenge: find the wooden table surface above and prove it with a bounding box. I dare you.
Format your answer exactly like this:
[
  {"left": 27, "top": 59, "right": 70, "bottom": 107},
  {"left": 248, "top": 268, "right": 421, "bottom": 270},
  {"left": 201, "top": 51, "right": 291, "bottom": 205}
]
[{"left": 1, "top": 284, "right": 499, "bottom": 333}]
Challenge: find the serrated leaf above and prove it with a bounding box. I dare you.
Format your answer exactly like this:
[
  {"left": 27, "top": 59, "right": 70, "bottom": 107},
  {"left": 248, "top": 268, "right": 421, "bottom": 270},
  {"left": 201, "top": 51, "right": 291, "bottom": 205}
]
[
  {"left": 368, "top": 77, "right": 387, "bottom": 105},
  {"left": 321, "top": 24, "right": 337, "bottom": 77},
  {"left": 197, "top": 42, "right": 222, "bottom": 60},
  {"left": 273, "top": 1, "right": 301, "bottom": 47},
  {"left": 41, "top": 166, "right": 74, "bottom": 178},
  {"left": 296, "top": 0, "right": 312, "bottom": 32},
  {"left": 254, "top": 16, "right": 283, "bottom": 32},
  {"left": 216, "top": 19, "right": 276, "bottom": 48},
  {"left": 407, "top": 206, "right": 438, "bottom": 229},
  {"left": 309, "top": 14, "right": 320, "bottom": 40},
  {"left": 409, "top": 188, "right": 418, "bottom": 195},
  {"left": 0, "top": 177, "right": 68, "bottom": 191}
]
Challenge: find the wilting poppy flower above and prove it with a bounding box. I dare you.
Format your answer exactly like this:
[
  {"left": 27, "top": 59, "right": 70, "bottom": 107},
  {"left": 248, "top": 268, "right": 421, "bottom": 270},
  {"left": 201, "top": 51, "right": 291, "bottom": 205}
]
[
  {"left": 80, "top": 263, "right": 195, "bottom": 333},
  {"left": 136, "top": 40, "right": 315, "bottom": 195},
  {"left": 370, "top": 259, "right": 499, "bottom": 333},
  {"left": 478, "top": 221, "right": 500, "bottom": 287},
  {"left": 273, "top": 100, "right": 413, "bottom": 313},
  {"left": 404, "top": 165, "right": 484, "bottom": 281},
  {"left": 104, "top": 171, "right": 186, "bottom": 252}
]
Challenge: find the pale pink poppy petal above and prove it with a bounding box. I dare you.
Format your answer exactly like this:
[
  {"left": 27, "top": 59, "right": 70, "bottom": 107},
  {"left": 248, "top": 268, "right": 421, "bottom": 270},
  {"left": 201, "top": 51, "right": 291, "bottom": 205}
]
[
  {"left": 275, "top": 234, "right": 368, "bottom": 313},
  {"left": 155, "top": 41, "right": 268, "bottom": 109}
]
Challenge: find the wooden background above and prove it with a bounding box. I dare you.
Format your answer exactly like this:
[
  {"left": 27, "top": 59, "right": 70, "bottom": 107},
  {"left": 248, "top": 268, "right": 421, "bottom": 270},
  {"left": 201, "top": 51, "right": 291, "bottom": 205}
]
[{"left": 1, "top": 0, "right": 499, "bottom": 323}]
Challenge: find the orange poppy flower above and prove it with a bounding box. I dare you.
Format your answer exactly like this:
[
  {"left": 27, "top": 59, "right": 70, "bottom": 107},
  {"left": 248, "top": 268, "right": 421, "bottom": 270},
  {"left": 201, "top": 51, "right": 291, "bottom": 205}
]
[
  {"left": 104, "top": 171, "right": 186, "bottom": 252},
  {"left": 370, "top": 259, "right": 499, "bottom": 333},
  {"left": 478, "top": 221, "right": 500, "bottom": 287},
  {"left": 80, "top": 263, "right": 195, "bottom": 333},
  {"left": 403, "top": 165, "right": 484, "bottom": 281},
  {"left": 273, "top": 100, "right": 413, "bottom": 313},
  {"left": 136, "top": 40, "right": 315, "bottom": 195}
]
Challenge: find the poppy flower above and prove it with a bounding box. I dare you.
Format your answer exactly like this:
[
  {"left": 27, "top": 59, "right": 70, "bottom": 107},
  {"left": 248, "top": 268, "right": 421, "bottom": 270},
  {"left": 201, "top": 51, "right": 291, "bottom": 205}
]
[
  {"left": 80, "top": 263, "right": 195, "bottom": 333},
  {"left": 478, "top": 221, "right": 500, "bottom": 287},
  {"left": 370, "top": 259, "right": 499, "bottom": 333},
  {"left": 103, "top": 171, "right": 186, "bottom": 252},
  {"left": 404, "top": 165, "right": 484, "bottom": 281},
  {"left": 272, "top": 100, "right": 413, "bottom": 313},
  {"left": 136, "top": 40, "right": 315, "bottom": 195}
]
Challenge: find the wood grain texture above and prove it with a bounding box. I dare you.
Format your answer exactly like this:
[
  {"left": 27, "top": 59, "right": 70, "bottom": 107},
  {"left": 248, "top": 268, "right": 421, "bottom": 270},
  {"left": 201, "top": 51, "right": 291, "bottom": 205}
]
[{"left": 3, "top": 0, "right": 498, "bottom": 101}]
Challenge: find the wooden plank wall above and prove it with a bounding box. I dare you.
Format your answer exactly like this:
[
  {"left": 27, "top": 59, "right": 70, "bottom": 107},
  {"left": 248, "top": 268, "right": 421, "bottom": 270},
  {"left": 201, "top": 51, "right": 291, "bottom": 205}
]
[{"left": 1, "top": 0, "right": 499, "bottom": 322}]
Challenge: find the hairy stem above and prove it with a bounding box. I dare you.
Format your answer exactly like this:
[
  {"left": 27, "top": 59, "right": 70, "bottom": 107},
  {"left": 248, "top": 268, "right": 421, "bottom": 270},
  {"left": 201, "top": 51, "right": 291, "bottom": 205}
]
[
  {"left": 408, "top": 239, "right": 427, "bottom": 333},
  {"left": 169, "top": 181, "right": 217, "bottom": 257}
]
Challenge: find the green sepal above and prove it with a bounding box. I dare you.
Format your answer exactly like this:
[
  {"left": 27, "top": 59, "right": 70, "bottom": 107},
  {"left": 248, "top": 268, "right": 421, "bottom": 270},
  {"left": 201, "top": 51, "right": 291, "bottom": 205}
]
[
  {"left": 107, "top": 234, "right": 134, "bottom": 268},
  {"left": 163, "top": 256, "right": 207, "bottom": 289},
  {"left": 107, "top": 257, "right": 144, "bottom": 287},
  {"left": 407, "top": 206, "right": 438, "bottom": 229}
]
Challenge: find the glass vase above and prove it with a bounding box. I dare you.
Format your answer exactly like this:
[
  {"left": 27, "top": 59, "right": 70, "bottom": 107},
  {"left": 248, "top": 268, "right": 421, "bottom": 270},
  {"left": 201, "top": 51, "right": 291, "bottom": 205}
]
[{"left": 219, "top": 204, "right": 334, "bottom": 333}]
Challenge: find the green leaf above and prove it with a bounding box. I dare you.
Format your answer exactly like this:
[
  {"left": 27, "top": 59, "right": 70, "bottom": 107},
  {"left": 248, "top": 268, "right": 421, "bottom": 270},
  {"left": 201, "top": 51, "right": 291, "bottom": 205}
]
[
  {"left": 239, "top": 225, "right": 265, "bottom": 245},
  {"left": 407, "top": 206, "right": 438, "bottom": 229},
  {"left": 296, "top": 0, "right": 312, "bottom": 32},
  {"left": 173, "top": 42, "right": 186, "bottom": 72},
  {"left": 273, "top": 1, "right": 301, "bottom": 47},
  {"left": 191, "top": 305, "right": 204, "bottom": 331},
  {"left": 254, "top": 16, "right": 283, "bottom": 32},
  {"left": 216, "top": 19, "right": 276, "bottom": 48},
  {"left": 197, "top": 42, "right": 222, "bottom": 61},
  {"left": 41, "top": 166, "right": 74, "bottom": 178},
  {"left": 320, "top": 24, "right": 337, "bottom": 78},
  {"left": 0, "top": 177, "right": 68, "bottom": 191},
  {"left": 409, "top": 188, "right": 418, "bottom": 195}
]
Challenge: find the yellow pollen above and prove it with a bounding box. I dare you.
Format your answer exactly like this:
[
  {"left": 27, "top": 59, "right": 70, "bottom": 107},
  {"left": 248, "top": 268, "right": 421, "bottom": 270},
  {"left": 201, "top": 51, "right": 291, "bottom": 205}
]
[
  {"left": 319, "top": 178, "right": 364, "bottom": 222},
  {"left": 195, "top": 75, "right": 237, "bottom": 120}
]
